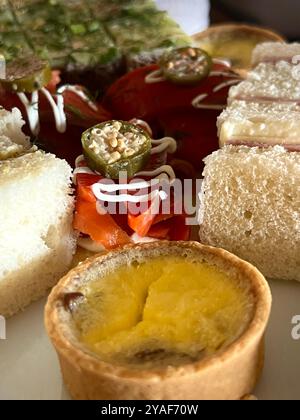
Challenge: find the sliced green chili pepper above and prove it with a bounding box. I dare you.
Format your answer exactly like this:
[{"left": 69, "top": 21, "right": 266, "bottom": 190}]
[
  {"left": 0, "top": 55, "right": 52, "bottom": 93},
  {"left": 160, "top": 47, "right": 212, "bottom": 85},
  {"left": 82, "top": 120, "right": 152, "bottom": 179}
]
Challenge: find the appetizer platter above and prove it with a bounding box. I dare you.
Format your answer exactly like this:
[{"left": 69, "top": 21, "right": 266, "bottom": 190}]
[{"left": 0, "top": 0, "right": 300, "bottom": 401}]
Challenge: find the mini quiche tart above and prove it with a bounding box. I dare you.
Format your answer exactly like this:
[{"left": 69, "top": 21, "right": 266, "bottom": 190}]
[
  {"left": 45, "top": 241, "right": 271, "bottom": 400},
  {"left": 194, "top": 24, "right": 284, "bottom": 74}
]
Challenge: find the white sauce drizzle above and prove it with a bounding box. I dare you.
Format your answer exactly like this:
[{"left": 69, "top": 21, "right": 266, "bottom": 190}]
[
  {"left": 145, "top": 59, "right": 233, "bottom": 86},
  {"left": 72, "top": 166, "right": 96, "bottom": 184},
  {"left": 94, "top": 179, "right": 159, "bottom": 193},
  {"left": 57, "top": 85, "right": 98, "bottom": 112},
  {"left": 192, "top": 93, "right": 225, "bottom": 110},
  {"left": 73, "top": 135, "right": 176, "bottom": 219},
  {"left": 17, "top": 91, "right": 40, "bottom": 136},
  {"left": 151, "top": 137, "right": 177, "bottom": 154},
  {"left": 74, "top": 134, "right": 177, "bottom": 252},
  {"left": 136, "top": 164, "right": 176, "bottom": 182},
  {"left": 144, "top": 68, "right": 240, "bottom": 111},
  {"left": 209, "top": 71, "right": 240, "bottom": 78},
  {"left": 213, "top": 79, "right": 242, "bottom": 93},
  {"left": 212, "top": 58, "right": 232, "bottom": 67},
  {"left": 75, "top": 154, "right": 85, "bottom": 167},
  {"left": 17, "top": 85, "right": 98, "bottom": 136},
  {"left": 145, "top": 69, "right": 166, "bottom": 84},
  {"left": 41, "top": 87, "right": 67, "bottom": 133},
  {"left": 92, "top": 182, "right": 168, "bottom": 204}
]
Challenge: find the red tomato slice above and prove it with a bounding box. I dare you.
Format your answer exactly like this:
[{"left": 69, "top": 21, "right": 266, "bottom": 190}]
[
  {"left": 0, "top": 75, "right": 111, "bottom": 129},
  {"left": 103, "top": 64, "right": 240, "bottom": 171},
  {"left": 127, "top": 202, "right": 157, "bottom": 237},
  {"left": 0, "top": 80, "right": 111, "bottom": 165},
  {"left": 103, "top": 63, "right": 239, "bottom": 122},
  {"left": 159, "top": 107, "right": 220, "bottom": 172}
]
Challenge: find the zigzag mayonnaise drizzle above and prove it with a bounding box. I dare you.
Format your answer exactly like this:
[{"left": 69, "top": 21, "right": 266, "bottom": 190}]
[
  {"left": 145, "top": 66, "right": 240, "bottom": 110},
  {"left": 151, "top": 137, "right": 177, "bottom": 154},
  {"left": 17, "top": 85, "right": 98, "bottom": 136},
  {"left": 74, "top": 134, "right": 177, "bottom": 251},
  {"left": 192, "top": 78, "right": 241, "bottom": 109}
]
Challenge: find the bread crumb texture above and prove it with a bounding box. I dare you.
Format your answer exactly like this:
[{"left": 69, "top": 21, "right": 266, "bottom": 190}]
[
  {"left": 199, "top": 146, "right": 300, "bottom": 281},
  {"left": 0, "top": 107, "right": 30, "bottom": 160},
  {"left": 0, "top": 151, "right": 76, "bottom": 317}
]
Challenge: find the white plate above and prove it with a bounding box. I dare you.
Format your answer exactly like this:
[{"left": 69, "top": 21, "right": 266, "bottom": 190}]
[{"left": 0, "top": 279, "right": 300, "bottom": 400}]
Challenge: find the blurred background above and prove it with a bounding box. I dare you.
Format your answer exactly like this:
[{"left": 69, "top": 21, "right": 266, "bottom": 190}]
[
  {"left": 156, "top": 0, "right": 300, "bottom": 39},
  {"left": 156, "top": 0, "right": 210, "bottom": 34},
  {"left": 212, "top": 0, "right": 300, "bottom": 39}
]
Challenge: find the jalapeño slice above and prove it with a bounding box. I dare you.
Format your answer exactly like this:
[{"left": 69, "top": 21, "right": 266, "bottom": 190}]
[
  {"left": 160, "top": 47, "right": 212, "bottom": 85},
  {"left": 82, "top": 120, "right": 152, "bottom": 179},
  {"left": 0, "top": 55, "right": 52, "bottom": 93}
]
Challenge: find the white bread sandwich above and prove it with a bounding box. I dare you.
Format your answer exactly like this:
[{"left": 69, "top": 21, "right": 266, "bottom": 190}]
[
  {"left": 0, "top": 107, "right": 31, "bottom": 160},
  {"left": 218, "top": 100, "right": 300, "bottom": 150},
  {"left": 219, "top": 42, "right": 300, "bottom": 149},
  {"left": 199, "top": 145, "right": 300, "bottom": 282},
  {"left": 229, "top": 61, "right": 300, "bottom": 104},
  {"left": 252, "top": 42, "right": 300, "bottom": 66},
  {"left": 0, "top": 151, "right": 76, "bottom": 317}
]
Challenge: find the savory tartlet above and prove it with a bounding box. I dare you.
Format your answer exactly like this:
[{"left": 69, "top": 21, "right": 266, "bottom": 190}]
[
  {"left": 194, "top": 24, "right": 284, "bottom": 74},
  {"left": 45, "top": 241, "right": 272, "bottom": 400}
]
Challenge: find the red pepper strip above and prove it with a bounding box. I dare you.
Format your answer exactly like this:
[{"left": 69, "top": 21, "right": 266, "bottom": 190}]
[
  {"left": 127, "top": 186, "right": 183, "bottom": 236},
  {"left": 74, "top": 174, "right": 131, "bottom": 249},
  {"left": 127, "top": 201, "right": 157, "bottom": 237},
  {"left": 128, "top": 196, "right": 186, "bottom": 237},
  {"left": 127, "top": 192, "right": 176, "bottom": 237},
  {"left": 76, "top": 173, "right": 101, "bottom": 202}
]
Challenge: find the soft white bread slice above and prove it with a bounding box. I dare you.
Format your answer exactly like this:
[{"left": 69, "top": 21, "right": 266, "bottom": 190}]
[
  {"left": 252, "top": 42, "right": 300, "bottom": 66},
  {"left": 0, "top": 107, "right": 31, "bottom": 160},
  {"left": 229, "top": 61, "right": 300, "bottom": 103},
  {"left": 199, "top": 146, "right": 300, "bottom": 282},
  {"left": 0, "top": 151, "right": 76, "bottom": 317},
  {"left": 218, "top": 100, "right": 300, "bottom": 150}
]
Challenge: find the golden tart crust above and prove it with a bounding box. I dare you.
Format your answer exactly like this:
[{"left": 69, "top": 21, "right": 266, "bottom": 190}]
[
  {"left": 45, "top": 241, "right": 272, "bottom": 400},
  {"left": 193, "top": 24, "right": 285, "bottom": 75}
]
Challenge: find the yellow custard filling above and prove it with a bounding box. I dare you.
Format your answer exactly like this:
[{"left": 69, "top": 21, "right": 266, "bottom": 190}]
[{"left": 73, "top": 257, "right": 254, "bottom": 369}]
